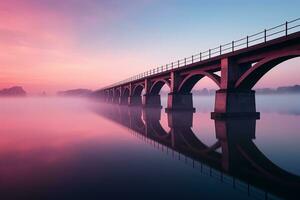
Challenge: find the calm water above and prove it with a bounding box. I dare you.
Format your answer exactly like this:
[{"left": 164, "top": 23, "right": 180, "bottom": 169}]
[{"left": 0, "top": 95, "right": 300, "bottom": 200}]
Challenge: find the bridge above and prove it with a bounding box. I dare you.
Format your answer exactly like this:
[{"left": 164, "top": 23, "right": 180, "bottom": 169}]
[
  {"left": 92, "top": 104, "right": 300, "bottom": 200},
  {"left": 95, "top": 18, "right": 300, "bottom": 118}
]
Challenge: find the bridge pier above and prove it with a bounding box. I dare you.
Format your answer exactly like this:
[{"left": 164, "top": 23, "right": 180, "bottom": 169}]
[
  {"left": 142, "top": 94, "right": 162, "bottom": 108},
  {"left": 120, "top": 96, "right": 128, "bottom": 105},
  {"left": 211, "top": 90, "right": 259, "bottom": 118},
  {"left": 128, "top": 95, "right": 142, "bottom": 106},
  {"left": 214, "top": 117, "right": 256, "bottom": 171},
  {"left": 211, "top": 58, "right": 259, "bottom": 118},
  {"left": 167, "top": 110, "right": 194, "bottom": 148},
  {"left": 165, "top": 92, "right": 195, "bottom": 112},
  {"left": 142, "top": 107, "right": 161, "bottom": 136},
  {"left": 167, "top": 110, "right": 193, "bottom": 128}
]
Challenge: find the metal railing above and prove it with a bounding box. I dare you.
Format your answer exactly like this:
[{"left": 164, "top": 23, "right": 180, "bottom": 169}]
[{"left": 102, "top": 18, "right": 300, "bottom": 90}]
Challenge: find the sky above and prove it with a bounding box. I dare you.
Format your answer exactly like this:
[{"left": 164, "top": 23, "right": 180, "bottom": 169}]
[{"left": 0, "top": 0, "right": 299, "bottom": 94}]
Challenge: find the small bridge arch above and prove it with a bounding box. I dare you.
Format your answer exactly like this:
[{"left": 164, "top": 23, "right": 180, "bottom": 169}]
[{"left": 178, "top": 71, "right": 221, "bottom": 94}]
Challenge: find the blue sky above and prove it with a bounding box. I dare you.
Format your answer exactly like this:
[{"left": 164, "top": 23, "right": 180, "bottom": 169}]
[{"left": 0, "top": 0, "right": 299, "bottom": 93}]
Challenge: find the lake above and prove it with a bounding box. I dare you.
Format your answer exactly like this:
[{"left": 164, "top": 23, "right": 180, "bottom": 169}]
[{"left": 0, "top": 95, "right": 299, "bottom": 200}]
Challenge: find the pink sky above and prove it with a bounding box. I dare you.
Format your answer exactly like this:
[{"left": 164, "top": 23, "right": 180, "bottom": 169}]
[{"left": 0, "top": 1, "right": 299, "bottom": 94}]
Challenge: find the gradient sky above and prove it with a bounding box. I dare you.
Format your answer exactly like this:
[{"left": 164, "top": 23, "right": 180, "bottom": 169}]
[{"left": 0, "top": 0, "right": 299, "bottom": 94}]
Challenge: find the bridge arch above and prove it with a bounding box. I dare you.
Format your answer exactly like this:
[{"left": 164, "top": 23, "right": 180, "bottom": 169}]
[
  {"left": 235, "top": 50, "right": 300, "bottom": 90},
  {"left": 120, "top": 87, "right": 130, "bottom": 104},
  {"left": 130, "top": 108, "right": 145, "bottom": 133},
  {"left": 148, "top": 119, "right": 171, "bottom": 141},
  {"left": 104, "top": 90, "right": 109, "bottom": 98},
  {"left": 132, "top": 83, "right": 145, "bottom": 96},
  {"left": 178, "top": 71, "right": 221, "bottom": 94},
  {"left": 108, "top": 89, "right": 114, "bottom": 101},
  {"left": 114, "top": 88, "right": 121, "bottom": 99},
  {"left": 236, "top": 141, "right": 300, "bottom": 184},
  {"left": 149, "top": 79, "right": 171, "bottom": 95},
  {"left": 176, "top": 127, "right": 221, "bottom": 156},
  {"left": 122, "top": 87, "right": 130, "bottom": 97},
  {"left": 115, "top": 88, "right": 121, "bottom": 96}
]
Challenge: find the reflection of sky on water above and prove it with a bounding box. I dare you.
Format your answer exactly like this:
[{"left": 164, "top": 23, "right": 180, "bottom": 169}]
[
  {"left": 0, "top": 95, "right": 299, "bottom": 199},
  {"left": 256, "top": 94, "right": 300, "bottom": 115}
]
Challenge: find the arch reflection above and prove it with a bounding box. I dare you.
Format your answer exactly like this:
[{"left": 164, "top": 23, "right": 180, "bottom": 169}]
[{"left": 93, "top": 104, "right": 300, "bottom": 199}]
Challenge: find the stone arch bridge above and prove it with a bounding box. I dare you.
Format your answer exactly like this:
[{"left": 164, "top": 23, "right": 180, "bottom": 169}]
[{"left": 95, "top": 19, "right": 300, "bottom": 118}]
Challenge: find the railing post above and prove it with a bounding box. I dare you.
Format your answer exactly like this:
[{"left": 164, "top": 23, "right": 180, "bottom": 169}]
[
  {"left": 232, "top": 41, "right": 234, "bottom": 52},
  {"left": 200, "top": 52, "right": 202, "bottom": 61},
  {"left": 264, "top": 29, "right": 267, "bottom": 43},
  {"left": 209, "top": 49, "right": 211, "bottom": 58},
  {"left": 184, "top": 58, "right": 186, "bottom": 66},
  {"left": 172, "top": 62, "right": 173, "bottom": 69},
  {"left": 192, "top": 55, "right": 194, "bottom": 63},
  {"left": 178, "top": 60, "right": 180, "bottom": 68},
  {"left": 285, "top": 21, "right": 288, "bottom": 36},
  {"left": 246, "top": 36, "right": 249, "bottom": 48},
  {"left": 220, "top": 45, "right": 222, "bottom": 55}
]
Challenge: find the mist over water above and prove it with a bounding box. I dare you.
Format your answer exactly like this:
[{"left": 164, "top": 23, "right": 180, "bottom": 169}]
[{"left": 0, "top": 95, "right": 299, "bottom": 199}]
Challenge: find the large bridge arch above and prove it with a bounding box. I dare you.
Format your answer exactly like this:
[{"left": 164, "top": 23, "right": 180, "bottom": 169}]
[
  {"left": 235, "top": 50, "right": 300, "bottom": 90},
  {"left": 236, "top": 141, "right": 300, "bottom": 186},
  {"left": 149, "top": 79, "right": 171, "bottom": 95},
  {"left": 132, "top": 83, "right": 145, "bottom": 96},
  {"left": 129, "top": 83, "right": 145, "bottom": 106},
  {"left": 121, "top": 87, "right": 130, "bottom": 104},
  {"left": 178, "top": 71, "right": 221, "bottom": 94},
  {"left": 113, "top": 88, "right": 121, "bottom": 103}
]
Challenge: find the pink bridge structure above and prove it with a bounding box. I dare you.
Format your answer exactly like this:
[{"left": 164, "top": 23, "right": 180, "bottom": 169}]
[{"left": 95, "top": 18, "right": 300, "bottom": 118}]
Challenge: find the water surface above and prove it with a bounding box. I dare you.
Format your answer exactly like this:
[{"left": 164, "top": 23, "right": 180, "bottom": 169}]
[{"left": 0, "top": 95, "right": 299, "bottom": 200}]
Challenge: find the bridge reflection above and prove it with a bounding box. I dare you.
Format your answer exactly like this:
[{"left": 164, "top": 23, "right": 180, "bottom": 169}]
[{"left": 93, "top": 105, "right": 300, "bottom": 199}]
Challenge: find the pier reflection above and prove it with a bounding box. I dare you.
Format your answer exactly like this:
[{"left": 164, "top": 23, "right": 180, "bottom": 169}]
[{"left": 93, "top": 105, "right": 300, "bottom": 200}]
